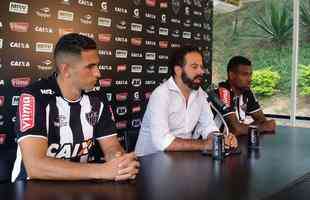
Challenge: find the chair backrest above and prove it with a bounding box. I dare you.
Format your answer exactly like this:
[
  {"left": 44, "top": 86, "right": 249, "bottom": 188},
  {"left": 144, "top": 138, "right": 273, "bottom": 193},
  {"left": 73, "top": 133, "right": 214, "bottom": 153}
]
[
  {"left": 0, "top": 149, "right": 16, "bottom": 183},
  {"left": 123, "top": 129, "right": 140, "bottom": 152}
]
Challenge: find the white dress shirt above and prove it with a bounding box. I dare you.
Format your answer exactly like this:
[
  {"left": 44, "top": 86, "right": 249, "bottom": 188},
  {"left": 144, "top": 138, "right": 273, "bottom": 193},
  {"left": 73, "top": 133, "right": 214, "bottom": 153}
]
[{"left": 135, "top": 77, "right": 219, "bottom": 156}]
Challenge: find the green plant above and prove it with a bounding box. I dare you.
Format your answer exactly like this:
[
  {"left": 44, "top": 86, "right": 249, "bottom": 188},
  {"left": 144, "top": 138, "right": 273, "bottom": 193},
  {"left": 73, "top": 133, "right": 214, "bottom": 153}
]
[
  {"left": 252, "top": 68, "right": 280, "bottom": 96},
  {"left": 301, "top": 0, "right": 310, "bottom": 40},
  {"left": 301, "top": 0, "right": 310, "bottom": 27},
  {"left": 299, "top": 64, "right": 310, "bottom": 96},
  {"left": 250, "top": 0, "right": 293, "bottom": 50}
]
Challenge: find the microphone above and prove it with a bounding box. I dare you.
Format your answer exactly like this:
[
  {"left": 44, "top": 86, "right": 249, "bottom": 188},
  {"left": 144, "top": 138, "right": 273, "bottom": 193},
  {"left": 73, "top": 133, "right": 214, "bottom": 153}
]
[
  {"left": 206, "top": 84, "right": 229, "bottom": 113},
  {"left": 205, "top": 83, "right": 230, "bottom": 135}
]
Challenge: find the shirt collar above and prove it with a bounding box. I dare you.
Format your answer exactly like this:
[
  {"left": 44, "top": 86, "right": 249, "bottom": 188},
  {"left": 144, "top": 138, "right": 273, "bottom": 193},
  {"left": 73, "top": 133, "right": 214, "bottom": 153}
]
[{"left": 49, "top": 72, "right": 85, "bottom": 101}]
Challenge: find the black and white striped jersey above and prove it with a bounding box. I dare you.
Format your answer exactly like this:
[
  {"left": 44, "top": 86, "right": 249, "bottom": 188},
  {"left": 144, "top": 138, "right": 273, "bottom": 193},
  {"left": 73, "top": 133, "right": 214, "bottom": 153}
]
[
  {"left": 11, "top": 74, "right": 117, "bottom": 182},
  {"left": 211, "top": 81, "right": 261, "bottom": 131}
]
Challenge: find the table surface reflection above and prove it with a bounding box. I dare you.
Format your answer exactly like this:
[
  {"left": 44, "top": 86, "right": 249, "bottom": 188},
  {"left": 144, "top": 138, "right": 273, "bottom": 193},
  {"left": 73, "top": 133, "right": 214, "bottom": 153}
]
[{"left": 1, "top": 126, "right": 310, "bottom": 200}]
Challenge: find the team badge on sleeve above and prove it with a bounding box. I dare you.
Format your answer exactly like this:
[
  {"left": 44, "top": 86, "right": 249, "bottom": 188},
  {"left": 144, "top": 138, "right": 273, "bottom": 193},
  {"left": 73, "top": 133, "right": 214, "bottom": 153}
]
[
  {"left": 219, "top": 87, "right": 231, "bottom": 107},
  {"left": 19, "top": 93, "right": 35, "bottom": 132},
  {"left": 85, "top": 111, "right": 99, "bottom": 126}
]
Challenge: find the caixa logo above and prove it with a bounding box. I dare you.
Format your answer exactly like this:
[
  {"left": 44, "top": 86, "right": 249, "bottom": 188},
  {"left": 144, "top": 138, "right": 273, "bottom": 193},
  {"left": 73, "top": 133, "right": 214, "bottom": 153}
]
[
  {"left": 99, "top": 78, "right": 112, "bottom": 87},
  {"left": 10, "top": 42, "right": 30, "bottom": 49},
  {"left": 78, "top": 0, "right": 94, "bottom": 7},
  {"left": 116, "top": 106, "right": 127, "bottom": 116},
  {"left": 131, "top": 119, "right": 141, "bottom": 128},
  {"left": 79, "top": 32, "right": 94, "bottom": 39},
  {"left": 116, "top": 120, "right": 127, "bottom": 129},
  {"left": 115, "top": 80, "right": 128, "bottom": 85},
  {"left": 98, "top": 65, "right": 112, "bottom": 71},
  {"left": 10, "top": 60, "right": 30, "bottom": 67},
  {"left": 131, "top": 79, "right": 142, "bottom": 87},
  {"left": 11, "top": 77, "right": 31, "bottom": 88},
  {"left": 145, "top": 80, "right": 156, "bottom": 85},
  {"left": 116, "top": 92, "right": 128, "bottom": 101},
  {"left": 98, "top": 49, "right": 112, "bottom": 56},
  {"left": 34, "top": 25, "right": 53, "bottom": 33},
  {"left": 114, "top": 7, "right": 127, "bottom": 14}
]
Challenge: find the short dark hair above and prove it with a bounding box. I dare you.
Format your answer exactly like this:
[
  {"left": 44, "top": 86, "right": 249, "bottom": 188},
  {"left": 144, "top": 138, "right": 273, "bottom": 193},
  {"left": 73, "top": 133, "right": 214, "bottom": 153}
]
[
  {"left": 54, "top": 33, "right": 97, "bottom": 57},
  {"left": 227, "top": 56, "right": 251, "bottom": 74},
  {"left": 54, "top": 33, "right": 97, "bottom": 66},
  {"left": 169, "top": 46, "right": 203, "bottom": 77}
]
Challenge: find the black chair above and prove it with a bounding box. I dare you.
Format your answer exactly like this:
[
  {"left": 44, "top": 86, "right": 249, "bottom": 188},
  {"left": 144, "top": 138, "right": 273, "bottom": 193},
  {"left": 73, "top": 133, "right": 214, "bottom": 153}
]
[
  {"left": 0, "top": 149, "right": 16, "bottom": 183},
  {"left": 123, "top": 129, "right": 139, "bottom": 152}
]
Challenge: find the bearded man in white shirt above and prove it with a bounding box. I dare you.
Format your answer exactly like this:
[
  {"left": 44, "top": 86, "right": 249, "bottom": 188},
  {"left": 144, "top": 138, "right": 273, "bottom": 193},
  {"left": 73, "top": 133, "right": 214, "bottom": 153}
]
[{"left": 135, "top": 46, "right": 238, "bottom": 156}]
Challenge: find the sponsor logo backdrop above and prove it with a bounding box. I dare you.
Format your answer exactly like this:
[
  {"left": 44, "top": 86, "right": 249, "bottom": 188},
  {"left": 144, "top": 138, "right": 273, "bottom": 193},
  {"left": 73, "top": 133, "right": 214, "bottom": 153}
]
[{"left": 0, "top": 0, "right": 212, "bottom": 147}]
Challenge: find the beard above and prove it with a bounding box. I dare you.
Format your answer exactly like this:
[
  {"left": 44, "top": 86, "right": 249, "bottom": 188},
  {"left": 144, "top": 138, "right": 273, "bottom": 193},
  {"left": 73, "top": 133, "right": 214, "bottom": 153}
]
[{"left": 181, "top": 71, "right": 204, "bottom": 90}]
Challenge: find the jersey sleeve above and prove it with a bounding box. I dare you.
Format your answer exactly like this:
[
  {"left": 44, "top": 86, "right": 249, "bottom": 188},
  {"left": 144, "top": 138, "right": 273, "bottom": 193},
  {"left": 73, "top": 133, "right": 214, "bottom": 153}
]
[
  {"left": 94, "top": 91, "right": 117, "bottom": 140},
  {"left": 15, "top": 92, "right": 47, "bottom": 143},
  {"left": 246, "top": 90, "right": 261, "bottom": 114}
]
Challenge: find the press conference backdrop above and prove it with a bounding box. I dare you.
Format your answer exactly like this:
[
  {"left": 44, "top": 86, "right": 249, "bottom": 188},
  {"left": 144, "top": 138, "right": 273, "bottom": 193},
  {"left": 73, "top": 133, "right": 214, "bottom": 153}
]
[{"left": 0, "top": 0, "right": 213, "bottom": 148}]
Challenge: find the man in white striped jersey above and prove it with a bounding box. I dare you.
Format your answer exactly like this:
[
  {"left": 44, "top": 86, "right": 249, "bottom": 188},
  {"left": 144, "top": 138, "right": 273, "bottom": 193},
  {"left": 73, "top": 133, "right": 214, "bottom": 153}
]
[{"left": 11, "top": 33, "right": 139, "bottom": 182}]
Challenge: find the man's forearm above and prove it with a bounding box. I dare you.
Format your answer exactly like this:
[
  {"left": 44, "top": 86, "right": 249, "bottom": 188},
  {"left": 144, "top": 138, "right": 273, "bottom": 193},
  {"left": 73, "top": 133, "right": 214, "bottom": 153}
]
[
  {"left": 225, "top": 114, "right": 249, "bottom": 136},
  {"left": 24, "top": 157, "right": 111, "bottom": 181},
  {"left": 165, "top": 137, "right": 212, "bottom": 151}
]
